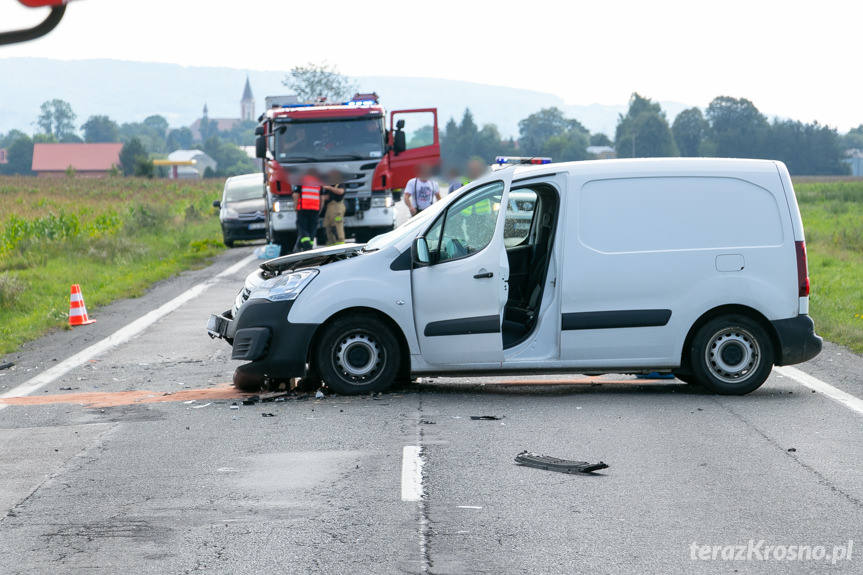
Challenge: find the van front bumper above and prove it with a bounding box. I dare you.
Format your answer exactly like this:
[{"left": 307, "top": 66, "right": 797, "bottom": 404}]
[
  {"left": 207, "top": 299, "right": 319, "bottom": 379},
  {"left": 771, "top": 314, "right": 823, "bottom": 365}
]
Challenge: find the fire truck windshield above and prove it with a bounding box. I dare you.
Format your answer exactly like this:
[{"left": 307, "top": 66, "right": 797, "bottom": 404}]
[{"left": 274, "top": 117, "right": 384, "bottom": 163}]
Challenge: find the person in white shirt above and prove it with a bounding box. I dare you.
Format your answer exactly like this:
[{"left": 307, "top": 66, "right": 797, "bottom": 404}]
[{"left": 403, "top": 163, "right": 441, "bottom": 216}]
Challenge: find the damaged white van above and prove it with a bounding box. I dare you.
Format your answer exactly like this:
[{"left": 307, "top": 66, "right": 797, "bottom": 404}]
[{"left": 207, "top": 158, "right": 822, "bottom": 395}]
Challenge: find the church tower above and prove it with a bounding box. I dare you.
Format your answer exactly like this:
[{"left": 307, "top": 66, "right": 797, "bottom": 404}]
[{"left": 241, "top": 76, "right": 255, "bottom": 121}]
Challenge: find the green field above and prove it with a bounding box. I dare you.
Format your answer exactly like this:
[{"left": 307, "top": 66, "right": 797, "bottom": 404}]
[
  {"left": 794, "top": 179, "right": 863, "bottom": 353},
  {"left": 0, "top": 176, "right": 225, "bottom": 355}
]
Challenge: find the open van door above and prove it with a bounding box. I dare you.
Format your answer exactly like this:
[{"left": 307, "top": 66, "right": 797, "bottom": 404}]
[
  {"left": 388, "top": 109, "right": 439, "bottom": 189},
  {"left": 410, "top": 171, "right": 514, "bottom": 365}
]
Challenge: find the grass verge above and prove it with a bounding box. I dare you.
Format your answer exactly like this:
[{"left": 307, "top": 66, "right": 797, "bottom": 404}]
[
  {"left": 795, "top": 179, "right": 863, "bottom": 353},
  {"left": 0, "top": 176, "right": 225, "bottom": 355}
]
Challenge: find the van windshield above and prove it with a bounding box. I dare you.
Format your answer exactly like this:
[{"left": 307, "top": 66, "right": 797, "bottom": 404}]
[
  {"left": 363, "top": 193, "right": 452, "bottom": 252},
  {"left": 225, "top": 180, "right": 263, "bottom": 202}
]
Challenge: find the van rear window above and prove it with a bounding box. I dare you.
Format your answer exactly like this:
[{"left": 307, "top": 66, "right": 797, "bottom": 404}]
[{"left": 578, "top": 177, "right": 783, "bottom": 253}]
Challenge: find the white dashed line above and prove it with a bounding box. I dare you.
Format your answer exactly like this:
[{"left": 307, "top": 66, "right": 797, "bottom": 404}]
[
  {"left": 0, "top": 253, "right": 256, "bottom": 408},
  {"left": 775, "top": 365, "right": 863, "bottom": 417},
  {"left": 401, "top": 445, "right": 424, "bottom": 502}
]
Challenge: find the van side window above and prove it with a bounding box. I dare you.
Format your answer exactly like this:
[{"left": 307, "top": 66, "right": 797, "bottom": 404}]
[
  {"left": 426, "top": 181, "right": 504, "bottom": 264},
  {"left": 503, "top": 189, "right": 538, "bottom": 247}
]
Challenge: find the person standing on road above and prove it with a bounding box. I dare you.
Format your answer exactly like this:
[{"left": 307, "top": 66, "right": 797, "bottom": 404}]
[
  {"left": 445, "top": 166, "right": 465, "bottom": 196},
  {"left": 293, "top": 168, "right": 322, "bottom": 252},
  {"left": 404, "top": 163, "right": 440, "bottom": 217},
  {"left": 322, "top": 169, "right": 346, "bottom": 245}
]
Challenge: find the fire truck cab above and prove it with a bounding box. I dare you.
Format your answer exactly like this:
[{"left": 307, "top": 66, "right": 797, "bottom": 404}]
[{"left": 256, "top": 93, "right": 439, "bottom": 254}]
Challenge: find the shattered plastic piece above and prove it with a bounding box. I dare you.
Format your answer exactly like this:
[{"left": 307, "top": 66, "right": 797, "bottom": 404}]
[
  {"left": 0, "top": 362, "right": 15, "bottom": 371},
  {"left": 515, "top": 451, "right": 608, "bottom": 474},
  {"left": 262, "top": 413, "right": 275, "bottom": 417},
  {"left": 191, "top": 402, "right": 211, "bottom": 409},
  {"left": 787, "top": 447, "right": 797, "bottom": 452},
  {"left": 229, "top": 403, "right": 239, "bottom": 410},
  {"left": 315, "top": 390, "right": 325, "bottom": 399},
  {"left": 470, "top": 415, "right": 502, "bottom": 421}
]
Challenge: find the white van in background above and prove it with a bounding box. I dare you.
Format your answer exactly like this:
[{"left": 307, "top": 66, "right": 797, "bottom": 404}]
[{"left": 208, "top": 158, "right": 822, "bottom": 396}]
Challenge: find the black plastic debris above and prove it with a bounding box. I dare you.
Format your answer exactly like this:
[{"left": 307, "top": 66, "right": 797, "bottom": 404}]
[
  {"left": 471, "top": 415, "right": 502, "bottom": 421},
  {"left": 515, "top": 451, "right": 608, "bottom": 474},
  {"left": 0, "top": 362, "right": 14, "bottom": 371},
  {"left": 787, "top": 447, "right": 797, "bottom": 453},
  {"left": 261, "top": 413, "right": 275, "bottom": 418}
]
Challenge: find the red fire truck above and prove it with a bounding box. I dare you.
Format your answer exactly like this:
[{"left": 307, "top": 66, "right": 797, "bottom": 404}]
[{"left": 254, "top": 93, "right": 439, "bottom": 254}]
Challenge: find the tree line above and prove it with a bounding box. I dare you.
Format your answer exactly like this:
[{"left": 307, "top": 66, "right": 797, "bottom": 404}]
[
  {"left": 0, "top": 99, "right": 256, "bottom": 177},
  {"left": 442, "top": 93, "right": 860, "bottom": 175}
]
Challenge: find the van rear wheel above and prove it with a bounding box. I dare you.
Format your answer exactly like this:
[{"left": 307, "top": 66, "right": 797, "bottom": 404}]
[
  {"left": 689, "top": 315, "right": 774, "bottom": 395},
  {"left": 314, "top": 314, "right": 400, "bottom": 395}
]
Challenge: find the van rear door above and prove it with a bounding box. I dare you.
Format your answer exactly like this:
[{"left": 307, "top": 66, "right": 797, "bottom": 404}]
[{"left": 411, "top": 173, "right": 514, "bottom": 365}]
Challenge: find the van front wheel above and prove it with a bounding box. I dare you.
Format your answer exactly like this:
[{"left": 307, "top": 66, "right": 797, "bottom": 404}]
[
  {"left": 315, "top": 314, "right": 400, "bottom": 395},
  {"left": 689, "top": 315, "right": 774, "bottom": 395}
]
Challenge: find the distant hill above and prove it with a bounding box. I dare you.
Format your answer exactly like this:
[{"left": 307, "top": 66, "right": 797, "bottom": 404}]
[{"left": 0, "top": 58, "right": 692, "bottom": 139}]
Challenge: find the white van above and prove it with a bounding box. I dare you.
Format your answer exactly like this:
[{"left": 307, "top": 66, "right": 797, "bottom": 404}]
[{"left": 207, "top": 158, "right": 822, "bottom": 395}]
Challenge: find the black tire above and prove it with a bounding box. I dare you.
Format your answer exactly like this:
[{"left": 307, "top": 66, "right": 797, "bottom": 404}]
[
  {"left": 223, "top": 238, "right": 235, "bottom": 248},
  {"left": 314, "top": 313, "right": 400, "bottom": 395},
  {"left": 689, "top": 314, "right": 774, "bottom": 395}
]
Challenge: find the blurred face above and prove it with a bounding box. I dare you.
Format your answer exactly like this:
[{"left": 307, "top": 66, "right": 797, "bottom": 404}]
[
  {"left": 417, "top": 164, "right": 432, "bottom": 180},
  {"left": 467, "top": 159, "right": 485, "bottom": 180},
  {"left": 327, "top": 169, "right": 342, "bottom": 185}
]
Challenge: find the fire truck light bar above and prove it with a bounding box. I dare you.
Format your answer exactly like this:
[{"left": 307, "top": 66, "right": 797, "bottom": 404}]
[{"left": 495, "top": 156, "right": 552, "bottom": 165}]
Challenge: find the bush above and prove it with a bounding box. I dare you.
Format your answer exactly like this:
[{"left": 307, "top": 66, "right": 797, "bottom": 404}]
[{"left": 0, "top": 272, "right": 23, "bottom": 309}]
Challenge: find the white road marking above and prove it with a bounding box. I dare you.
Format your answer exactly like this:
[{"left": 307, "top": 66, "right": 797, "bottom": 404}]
[
  {"left": 401, "top": 445, "right": 423, "bottom": 502},
  {"left": 775, "top": 365, "right": 863, "bottom": 417},
  {"left": 456, "top": 506, "right": 482, "bottom": 509},
  {"left": 0, "top": 253, "right": 257, "bottom": 409}
]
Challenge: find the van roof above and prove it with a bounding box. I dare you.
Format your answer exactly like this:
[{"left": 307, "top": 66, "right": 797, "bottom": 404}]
[{"left": 511, "top": 157, "right": 783, "bottom": 181}]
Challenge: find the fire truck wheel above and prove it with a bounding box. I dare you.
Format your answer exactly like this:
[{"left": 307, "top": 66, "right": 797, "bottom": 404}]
[{"left": 314, "top": 313, "right": 399, "bottom": 395}]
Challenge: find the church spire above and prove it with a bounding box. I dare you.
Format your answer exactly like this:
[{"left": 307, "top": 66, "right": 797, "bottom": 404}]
[{"left": 241, "top": 75, "right": 255, "bottom": 121}]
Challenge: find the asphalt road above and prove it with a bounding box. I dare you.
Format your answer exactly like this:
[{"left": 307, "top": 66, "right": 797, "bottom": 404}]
[{"left": 1, "top": 244, "right": 862, "bottom": 574}]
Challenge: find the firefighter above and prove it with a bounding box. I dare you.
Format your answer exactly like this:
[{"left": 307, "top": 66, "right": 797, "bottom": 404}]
[
  {"left": 322, "top": 169, "right": 346, "bottom": 245},
  {"left": 292, "top": 168, "right": 322, "bottom": 252}
]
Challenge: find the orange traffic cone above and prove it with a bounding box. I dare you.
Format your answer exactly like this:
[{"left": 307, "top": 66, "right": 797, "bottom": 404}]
[{"left": 69, "top": 284, "right": 96, "bottom": 326}]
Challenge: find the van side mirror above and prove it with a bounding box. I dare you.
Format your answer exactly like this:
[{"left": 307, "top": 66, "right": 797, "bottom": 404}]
[
  {"left": 212, "top": 200, "right": 221, "bottom": 208},
  {"left": 255, "top": 135, "right": 267, "bottom": 159},
  {"left": 411, "top": 237, "right": 430, "bottom": 267}
]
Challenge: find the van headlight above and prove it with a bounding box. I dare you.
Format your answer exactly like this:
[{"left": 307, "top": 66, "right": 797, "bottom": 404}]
[
  {"left": 273, "top": 199, "right": 295, "bottom": 212},
  {"left": 248, "top": 269, "right": 318, "bottom": 302},
  {"left": 371, "top": 196, "right": 393, "bottom": 208}
]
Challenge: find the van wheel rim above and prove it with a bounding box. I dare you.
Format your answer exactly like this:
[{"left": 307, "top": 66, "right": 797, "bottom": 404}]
[
  {"left": 705, "top": 327, "right": 760, "bottom": 384},
  {"left": 334, "top": 332, "right": 382, "bottom": 381}
]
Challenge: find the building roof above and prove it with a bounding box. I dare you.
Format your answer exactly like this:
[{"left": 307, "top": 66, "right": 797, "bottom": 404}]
[
  {"left": 31, "top": 143, "right": 123, "bottom": 172},
  {"left": 168, "top": 149, "right": 215, "bottom": 164},
  {"left": 242, "top": 76, "right": 254, "bottom": 101}
]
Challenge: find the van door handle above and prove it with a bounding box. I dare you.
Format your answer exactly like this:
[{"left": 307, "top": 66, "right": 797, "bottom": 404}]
[{"left": 474, "top": 272, "right": 494, "bottom": 279}]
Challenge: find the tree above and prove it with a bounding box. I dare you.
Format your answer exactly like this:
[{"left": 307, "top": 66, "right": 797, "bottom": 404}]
[
  {"left": 843, "top": 125, "right": 863, "bottom": 150},
  {"left": 133, "top": 156, "right": 154, "bottom": 178},
  {"left": 3, "top": 135, "right": 34, "bottom": 175},
  {"left": 590, "top": 133, "right": 612, "bottom": 147},
  {"left": 518, "top": 107, "right": 586, "bottom": 156},
  {"left": 672, "top": 108, "right": 708, "bottom": 157},
  {"left": 119, "top": 116, "right": 168, "bottom": 154},
  {"left": 81, "top": 115, "right": 120, "bottom": 143},
  {"left": 767, "top": 120, "right": 849, "bottom": 175},
  {"left": 199, "top": 137, "right": 255, "bottom": 177},
  {"left": 142, "top": 115, "right": 169, "bottom": 137},
  {"left": 282, "top": 61, "right": 358, "bottom": 102},
  {"left": 167, "top": 127, "right": 193, "bottom": 152},
  {"left": 119, "top": 138, "right": 147, "bottom": 176},
  {"left": 615, "top": 93, "right": 677, "bottom": 158},
  {"left": 440, "top": 108, "right": 512, "bottom": 168},
  {"left": 705, "top": 96, "right": 769, "bottom": 158},
  {"left": 36, "top": 99, "right": 77, "bottom": 141}
]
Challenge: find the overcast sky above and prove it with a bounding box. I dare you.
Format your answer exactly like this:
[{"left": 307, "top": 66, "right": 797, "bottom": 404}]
[{"left": 3, "top": 0, "right": 861, "bottom": 131}]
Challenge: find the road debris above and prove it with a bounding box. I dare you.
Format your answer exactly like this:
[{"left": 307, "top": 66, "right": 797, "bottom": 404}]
[
  {"left": 787, "top": 447, "right": 797, "bottom": 452},
  {"left": 470, "top": 415, "right": 503, "bottom": 421},
  {"left": 515, "top": 451, "right": 608, "bottom": 474},
  {"left": 191, "top": 403, "right": 211, "bottom": 409},
  {"left": 315, "top": 390, "right": 325, "bottom": 399},
  {"left": 0, "top": 362, "right": 15, "bottom": 370},
  {"left": 229, "top": 403, "right": 239, "bottom": 410},
  {"left": 261, "top": 413, "right": 275, "bottom": 417}
]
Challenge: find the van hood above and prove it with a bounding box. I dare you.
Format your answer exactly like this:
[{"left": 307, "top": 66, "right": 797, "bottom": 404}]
[{"left": 260, "top": 244, "right": 364, "bottom": 275}]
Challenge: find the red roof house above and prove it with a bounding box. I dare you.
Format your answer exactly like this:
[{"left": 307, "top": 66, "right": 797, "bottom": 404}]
[{"left": 31, "top": 143, "right": 124, "bottom": 177}]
